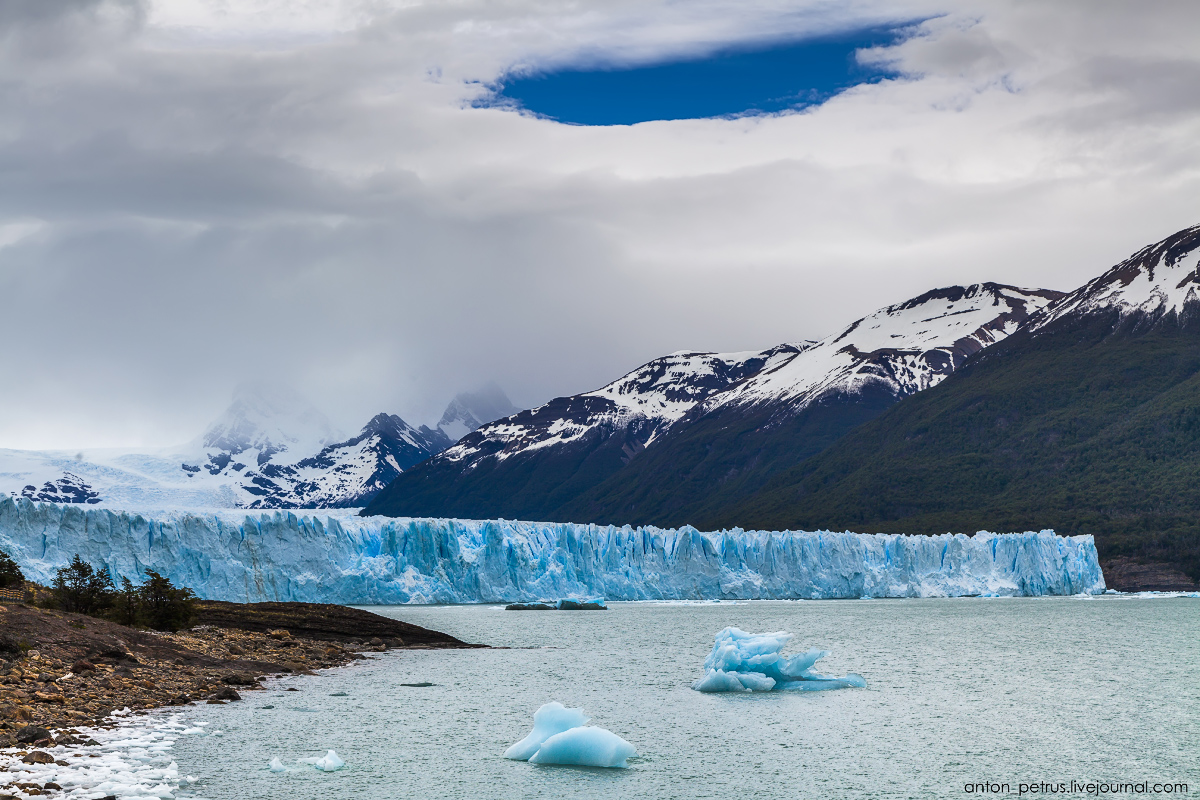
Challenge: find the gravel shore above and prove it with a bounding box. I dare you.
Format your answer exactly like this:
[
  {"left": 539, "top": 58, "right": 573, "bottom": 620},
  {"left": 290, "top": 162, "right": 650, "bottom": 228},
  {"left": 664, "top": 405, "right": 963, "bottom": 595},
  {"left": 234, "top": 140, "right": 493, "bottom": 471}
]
[{"left": 0, "top": 601, "right": 481, "bottom": 747}]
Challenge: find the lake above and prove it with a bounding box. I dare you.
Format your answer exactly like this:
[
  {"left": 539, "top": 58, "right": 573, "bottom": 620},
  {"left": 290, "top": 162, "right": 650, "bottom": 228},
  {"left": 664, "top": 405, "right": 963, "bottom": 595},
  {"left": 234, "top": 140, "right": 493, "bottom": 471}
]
[{"left": 163, "top": 596, "right": 1198, "bottom": 799}]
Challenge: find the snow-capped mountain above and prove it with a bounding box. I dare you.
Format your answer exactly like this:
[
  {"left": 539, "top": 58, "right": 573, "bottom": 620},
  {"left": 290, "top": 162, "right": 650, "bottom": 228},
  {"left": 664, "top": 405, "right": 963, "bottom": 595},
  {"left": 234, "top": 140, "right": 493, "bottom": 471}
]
[
  {"left": 434, "top": 345, "right": 805, "bottom": 469},
  {"left": 436, "top": 382, "right": 521, "bottom": 442},
  {"left": 364, "top": 283, "right": 1062, "bottom": 522},
  {"left": 267, "top": 414, "right": 451, "bottom": 508},
  {"left": 0, "top": 385, "right": 474, "bottom": 510},
  {"left": 1033, "top": 223, "right": 1200, "bottom": 330},
  {"left": 696, "top": 283, "right": 1063, "bottom": 423}
]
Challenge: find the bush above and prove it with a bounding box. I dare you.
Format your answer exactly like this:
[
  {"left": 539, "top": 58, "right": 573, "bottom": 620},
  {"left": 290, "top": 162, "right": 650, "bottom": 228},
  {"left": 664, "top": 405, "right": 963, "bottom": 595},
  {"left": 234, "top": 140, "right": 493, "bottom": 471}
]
[
  {"left": 137, "top": 570, "right": 196, "bottom": 632},
  {"left": 51, "top": 555, "right": 114, "bottom": 615},
  {"left": 0, "top": 549, "right": 23, "bottom": 589}
]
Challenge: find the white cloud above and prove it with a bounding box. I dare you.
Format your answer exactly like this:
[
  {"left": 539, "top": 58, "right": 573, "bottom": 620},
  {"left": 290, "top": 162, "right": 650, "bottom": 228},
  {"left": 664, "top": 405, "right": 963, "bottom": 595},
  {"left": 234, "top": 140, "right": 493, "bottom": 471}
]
[{"left": 2, "top": 0, "right": 1199, "bottom": 448}]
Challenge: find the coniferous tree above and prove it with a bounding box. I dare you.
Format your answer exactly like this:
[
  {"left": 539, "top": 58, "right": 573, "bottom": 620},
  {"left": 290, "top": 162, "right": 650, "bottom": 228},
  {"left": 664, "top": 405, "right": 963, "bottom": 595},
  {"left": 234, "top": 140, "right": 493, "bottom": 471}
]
[
  {"left": 137, "top": 570, "right": 197, "bottom": 632},
  {"left": 51, "top": 555, "right": 115, "bottom": 615},
  {"left": 0, "top": 549, "right": 23, "bottom": 590},
  {"left": 113, "top": 576, "right": 140, "bottom": 627}
]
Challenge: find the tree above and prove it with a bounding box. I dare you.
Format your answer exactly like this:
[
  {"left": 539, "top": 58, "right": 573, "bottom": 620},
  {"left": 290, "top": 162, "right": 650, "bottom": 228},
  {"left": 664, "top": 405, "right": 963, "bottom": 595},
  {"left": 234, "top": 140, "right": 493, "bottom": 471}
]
[
  {"left": 0, "top": 549, "right": 23, "bottom": 589},
  {"left": 137, "top": 570, "right": 196, "bottom": 632},
  {"left": 51, "top": 555, "right": 115, "bottom": 615},
  {"left": 113, "top": 577, "right": 140, "bottom": 627}
]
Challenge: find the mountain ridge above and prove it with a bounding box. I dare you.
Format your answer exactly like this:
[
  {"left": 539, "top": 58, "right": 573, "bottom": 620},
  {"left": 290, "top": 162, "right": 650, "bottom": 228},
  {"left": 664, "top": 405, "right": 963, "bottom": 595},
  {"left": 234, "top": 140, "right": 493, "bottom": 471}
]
[{"left": 364, "top": 282, "right": 1061, "bottom": 521}]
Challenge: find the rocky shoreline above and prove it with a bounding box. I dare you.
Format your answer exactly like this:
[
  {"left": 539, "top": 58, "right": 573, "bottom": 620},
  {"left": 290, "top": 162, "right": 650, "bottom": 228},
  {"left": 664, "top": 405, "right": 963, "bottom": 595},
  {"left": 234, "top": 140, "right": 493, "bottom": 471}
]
[{"left": 0, "top": 600, "right": 482, "bottom": 749}]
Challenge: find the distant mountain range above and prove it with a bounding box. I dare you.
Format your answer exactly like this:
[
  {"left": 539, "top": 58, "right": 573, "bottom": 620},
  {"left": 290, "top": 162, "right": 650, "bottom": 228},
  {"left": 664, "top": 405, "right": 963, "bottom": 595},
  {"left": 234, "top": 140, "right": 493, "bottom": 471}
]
[
  {"left": 1, "top": 384, "right": 518, "bottom": 509},
  {"left": 9, "top": 224, "right": 1200, "bottom": 585},
  {"left": 363, "top": 283, "right": 1061, "bottom": 521},
  {"left": 365, "top": 224, "right": 1200, "bottom": 585}
]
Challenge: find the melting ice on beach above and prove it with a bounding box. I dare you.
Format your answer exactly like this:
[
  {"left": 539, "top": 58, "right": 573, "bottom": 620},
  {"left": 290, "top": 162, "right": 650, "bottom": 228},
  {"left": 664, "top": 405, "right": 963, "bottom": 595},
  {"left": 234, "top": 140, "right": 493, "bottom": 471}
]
[
  {"left": 692, "top": 627, "right": 867, "bottom": 693},
  {"left": 505, "top": 702, "right": 637, "bottom": 768}
]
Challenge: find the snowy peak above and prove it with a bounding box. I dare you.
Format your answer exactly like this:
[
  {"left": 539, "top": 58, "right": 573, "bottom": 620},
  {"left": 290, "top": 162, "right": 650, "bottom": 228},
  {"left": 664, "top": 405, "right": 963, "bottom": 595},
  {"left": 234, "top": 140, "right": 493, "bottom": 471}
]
[
  {"left": 1035, "top": 223, "right": 1200, "bottom": 329},
  {"left": 585, "top": 344, "right": 807, "bottom": 427},
  {"left": 438, "top": 345, "right": 797, "bottom": 465},
  {"left": 200, "top": 382, "right": 342, "bottom": 462},
  {"left": 437, "top": 383, "right": 520, "bottom": 442},
  {"left": 282, "top": 413, "right": 451, "bottom": 508},
  {"left": 360, "top": 412, "right": 451, "bottom": 454},
  {"left": 701, "top": 283, "right": 1063, "bottom": 416}
]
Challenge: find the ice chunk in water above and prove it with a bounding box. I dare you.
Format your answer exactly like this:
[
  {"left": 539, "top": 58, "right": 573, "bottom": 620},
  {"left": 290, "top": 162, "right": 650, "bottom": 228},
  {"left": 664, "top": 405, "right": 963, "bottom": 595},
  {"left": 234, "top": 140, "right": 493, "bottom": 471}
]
[
  {"left": 692, "top": 627, "right": 866, "bottom": 693},
  {"left": 268, "top": 757, "right": 287, "bottom": 772},
  {"left": 505, "top": 702, "right": 637, "bottom": 768},
  {"left": 298, "top": 750, "right": 345, "bottom": 772},
  {"left": 504, "top": 702, "right": 590, "bottom": 761},
  {"left": 528, "top": 726, "right": 638, "bottom": 768}
]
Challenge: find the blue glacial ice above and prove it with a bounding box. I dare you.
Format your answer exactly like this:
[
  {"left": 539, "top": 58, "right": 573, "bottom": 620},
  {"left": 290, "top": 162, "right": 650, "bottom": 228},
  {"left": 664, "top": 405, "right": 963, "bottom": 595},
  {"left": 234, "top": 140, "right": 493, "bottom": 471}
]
[
  {"left": 504, "top": 702, "right": 590, "bottom": 760},
  {"left": 692, "top": 627, "right": 866, "bottom": 693},
  {"left": 0, "top": 498, "right": 1106, "bottom": 603},
  {"left": 505, "top": 702, "right": 637, "bottom": 768}
]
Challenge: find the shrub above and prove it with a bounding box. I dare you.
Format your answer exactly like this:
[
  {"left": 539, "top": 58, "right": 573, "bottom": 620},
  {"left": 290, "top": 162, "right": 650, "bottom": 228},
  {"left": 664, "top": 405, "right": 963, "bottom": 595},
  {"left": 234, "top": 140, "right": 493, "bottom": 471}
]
[
  {"left": 0, "top": 549, "right": 23, "bottom": 589},
  {"left": 50, "top": 555, "right": 115, "bottom": 615},
  {"left": 137, "top": 570, "right": 197, "bottom": 632}
]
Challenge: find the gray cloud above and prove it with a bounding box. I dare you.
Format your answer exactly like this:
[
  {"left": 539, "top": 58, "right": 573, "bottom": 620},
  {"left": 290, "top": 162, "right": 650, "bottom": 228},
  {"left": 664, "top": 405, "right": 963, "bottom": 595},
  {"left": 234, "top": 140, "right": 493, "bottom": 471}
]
[{"left": 2, "top": 0, "right": 1200, "bottom": 448}]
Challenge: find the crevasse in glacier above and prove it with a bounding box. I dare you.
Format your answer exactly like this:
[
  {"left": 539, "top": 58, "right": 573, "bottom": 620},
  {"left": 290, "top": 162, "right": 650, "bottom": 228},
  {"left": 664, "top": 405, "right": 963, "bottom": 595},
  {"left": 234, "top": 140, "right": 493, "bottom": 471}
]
[{"left": 0, "top": 498, "right": 1105, "bottom": 603}]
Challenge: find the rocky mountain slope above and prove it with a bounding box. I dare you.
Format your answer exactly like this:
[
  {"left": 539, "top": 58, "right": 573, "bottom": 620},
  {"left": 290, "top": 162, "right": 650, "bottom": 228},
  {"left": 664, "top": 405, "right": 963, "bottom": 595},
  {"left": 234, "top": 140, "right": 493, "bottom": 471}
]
[{"left": 365, "top": 284, "right": 1061, "bottom": 521}]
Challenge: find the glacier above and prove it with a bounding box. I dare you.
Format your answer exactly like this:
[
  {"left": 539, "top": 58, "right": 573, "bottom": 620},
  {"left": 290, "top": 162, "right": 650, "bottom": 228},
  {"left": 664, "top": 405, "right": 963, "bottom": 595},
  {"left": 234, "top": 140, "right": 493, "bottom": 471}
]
[{"left": 0, "top": 498, "right": 1105, "bottom": 603}]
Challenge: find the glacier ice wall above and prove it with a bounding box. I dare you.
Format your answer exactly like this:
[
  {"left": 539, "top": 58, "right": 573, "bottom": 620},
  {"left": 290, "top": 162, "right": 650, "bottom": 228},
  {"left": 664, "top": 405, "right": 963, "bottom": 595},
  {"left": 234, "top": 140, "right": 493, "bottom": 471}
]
[{"left": 0, "top": 498, "right": 1105, "bottom": 603}]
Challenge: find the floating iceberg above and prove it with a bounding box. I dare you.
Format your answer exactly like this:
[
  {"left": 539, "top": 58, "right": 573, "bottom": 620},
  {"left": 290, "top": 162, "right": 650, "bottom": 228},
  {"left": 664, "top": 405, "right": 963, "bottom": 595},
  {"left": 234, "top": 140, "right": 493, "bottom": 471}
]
[
  {"left": 529, "top": 727, "right": 639, "bottom": 768},
  {"left": 0, "top": 498, "right": 1105, "bottom": 603},
  {"left": 505, "top": 702, "right": 637, "bottom": 768},
  {"left": 268, "top": 757, "right": 287, "bottom": 773},
  {"left": 505, "top": 598, "right": 608, "bottom": 611},
  {"left": 504, "top": 702, "right": 589, "bottom": 761},
  {"left": 298, "top": 750, "right": 344, "bottom": 772},
  {"left": 692, "top": 627, "right": 867, "bottom": 693}
]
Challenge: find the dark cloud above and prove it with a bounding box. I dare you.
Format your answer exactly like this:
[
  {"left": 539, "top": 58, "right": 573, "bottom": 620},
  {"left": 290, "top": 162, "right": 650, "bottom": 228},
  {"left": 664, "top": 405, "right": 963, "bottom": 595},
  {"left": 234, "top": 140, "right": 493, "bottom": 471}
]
[{"left": 2, "top": 0, "right": 1200, "bottom": 447}]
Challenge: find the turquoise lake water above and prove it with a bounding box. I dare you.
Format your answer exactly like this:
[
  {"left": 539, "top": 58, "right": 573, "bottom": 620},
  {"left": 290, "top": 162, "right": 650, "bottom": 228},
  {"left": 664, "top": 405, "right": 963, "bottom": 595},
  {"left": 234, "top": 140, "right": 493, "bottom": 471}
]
[{"left": 163, "top": 597, "right": 1199, "bottom": 799}]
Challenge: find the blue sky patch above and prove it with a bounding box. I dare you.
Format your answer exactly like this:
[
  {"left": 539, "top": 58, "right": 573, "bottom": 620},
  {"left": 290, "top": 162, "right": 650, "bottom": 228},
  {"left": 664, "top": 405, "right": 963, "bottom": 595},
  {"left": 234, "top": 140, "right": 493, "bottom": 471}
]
[{"left": 483, "top": 26, "right": 912, "bottom": 125}]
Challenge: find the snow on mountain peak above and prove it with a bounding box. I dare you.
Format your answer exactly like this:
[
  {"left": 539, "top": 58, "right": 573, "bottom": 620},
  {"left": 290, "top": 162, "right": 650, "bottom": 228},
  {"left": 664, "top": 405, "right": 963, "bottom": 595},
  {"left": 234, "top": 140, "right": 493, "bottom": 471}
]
[
  {"left": 438, "top": 346, "right": 799, "bottom": 465},
  {"left": 1034, "top": 223, "right": 1200, "bottom": 329},
  {"left": 437, "top": 382, "right": 520, "bottom": 442},
  {"left": 700, "top": 283, "right": 1063, "bottom": 416}
]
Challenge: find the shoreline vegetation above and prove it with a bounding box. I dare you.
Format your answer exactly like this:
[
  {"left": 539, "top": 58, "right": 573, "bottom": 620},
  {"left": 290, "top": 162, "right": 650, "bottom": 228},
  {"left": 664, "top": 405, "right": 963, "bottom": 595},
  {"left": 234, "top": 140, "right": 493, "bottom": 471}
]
[{"left": 0, "top": 598, "right": 483, "bottom": 749}]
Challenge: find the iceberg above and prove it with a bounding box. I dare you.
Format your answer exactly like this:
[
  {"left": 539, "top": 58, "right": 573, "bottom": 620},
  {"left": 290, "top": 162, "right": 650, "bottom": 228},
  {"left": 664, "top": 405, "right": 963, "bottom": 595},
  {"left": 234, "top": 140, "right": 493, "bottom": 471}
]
[
  {"left": 268, "top": 757, "right": 287, "bottom": 773},
  {"left": 0, "top": 498, "right": 1105, "bottom": 603},
  {"left": 503, "top": 702, "right": 589, "bottom": 761},
  {"left": 505, "top": 702, "right": 637, "bottom": 768},
  {"left": 298, "top": 750, "right": 344, "bottom": 772},
  {"left": 529, "top": 727, "right": 639, "bottom": 768},
  {"left": 692, "top": 627, "right": 867, "bottom": 693}
]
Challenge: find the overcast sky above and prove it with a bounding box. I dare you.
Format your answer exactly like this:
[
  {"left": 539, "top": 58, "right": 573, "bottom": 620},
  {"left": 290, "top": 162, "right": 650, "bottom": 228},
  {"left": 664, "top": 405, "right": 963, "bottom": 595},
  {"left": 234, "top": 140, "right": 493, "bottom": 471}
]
[{"left": 2, "top": 0, "right": 1199, "bottom": 449}]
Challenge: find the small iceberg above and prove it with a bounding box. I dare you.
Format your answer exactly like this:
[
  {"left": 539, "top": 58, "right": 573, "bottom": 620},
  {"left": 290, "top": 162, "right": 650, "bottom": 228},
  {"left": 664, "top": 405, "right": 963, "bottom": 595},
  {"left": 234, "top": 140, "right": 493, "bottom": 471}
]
[
  {"left": 505, "top": 702, "right": 637, "bottom": 768},
  {"left": 505, "top": 598, "right": 607, "bottom": 611},
  {"left": 268, "top": 757, "right": 287, "bottom": 773},
  {"left": 298, "top": 750, "right": 345, "bottom": 772},
  {"left": 691, "top": 627, "right": 866, "bottom": 693}
]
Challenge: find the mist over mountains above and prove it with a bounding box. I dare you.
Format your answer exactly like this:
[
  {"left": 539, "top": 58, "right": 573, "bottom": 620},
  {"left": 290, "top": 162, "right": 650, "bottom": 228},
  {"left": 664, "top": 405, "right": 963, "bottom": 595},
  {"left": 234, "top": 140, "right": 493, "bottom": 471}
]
[{"left": 1, "top": 384, "right": 518, "bottom": 510}]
